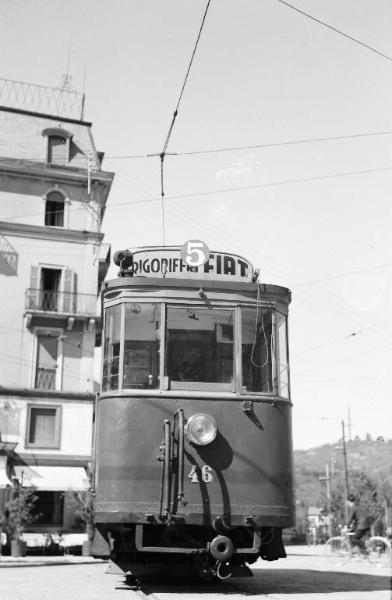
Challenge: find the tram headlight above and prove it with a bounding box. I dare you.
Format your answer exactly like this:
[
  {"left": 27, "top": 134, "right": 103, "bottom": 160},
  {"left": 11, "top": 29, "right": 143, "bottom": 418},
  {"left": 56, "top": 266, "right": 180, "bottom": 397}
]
[{"left": 185, "top": 413, "right": 217, "bottom": 446}]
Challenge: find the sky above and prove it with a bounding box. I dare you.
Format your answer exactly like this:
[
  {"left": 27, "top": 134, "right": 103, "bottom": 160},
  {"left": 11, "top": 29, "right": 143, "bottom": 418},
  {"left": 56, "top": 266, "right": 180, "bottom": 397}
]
[{"left": 1, "top": 0, "right": 391, "bottom": 449}]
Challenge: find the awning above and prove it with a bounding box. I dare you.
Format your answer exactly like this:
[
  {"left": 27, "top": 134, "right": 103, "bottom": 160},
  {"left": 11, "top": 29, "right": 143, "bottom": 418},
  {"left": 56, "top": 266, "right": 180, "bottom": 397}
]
[{"left": 13, "top": 466, "right": 89, "bottom": 492}]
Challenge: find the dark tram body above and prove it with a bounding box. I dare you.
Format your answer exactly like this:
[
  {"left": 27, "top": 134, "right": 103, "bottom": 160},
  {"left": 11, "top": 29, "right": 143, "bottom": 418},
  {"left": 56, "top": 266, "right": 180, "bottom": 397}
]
[{"left": 93, "top": 245, "right": 294, "bottom": 580}]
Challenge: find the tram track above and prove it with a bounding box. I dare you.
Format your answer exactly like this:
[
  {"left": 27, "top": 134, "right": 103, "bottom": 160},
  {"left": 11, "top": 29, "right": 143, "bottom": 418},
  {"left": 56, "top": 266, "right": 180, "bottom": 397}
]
[
  {"left": 119, "top": 574, "right": 250, "bottom": 600},
  {"left": 120, "top": 577, "right": 166, "bottom": 600}
]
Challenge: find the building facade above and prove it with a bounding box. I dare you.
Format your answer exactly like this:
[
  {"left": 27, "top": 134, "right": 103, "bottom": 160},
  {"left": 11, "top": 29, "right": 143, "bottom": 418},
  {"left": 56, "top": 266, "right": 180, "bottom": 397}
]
[{"left": 0, "top": 79, "right": 113, "bottom": 541}]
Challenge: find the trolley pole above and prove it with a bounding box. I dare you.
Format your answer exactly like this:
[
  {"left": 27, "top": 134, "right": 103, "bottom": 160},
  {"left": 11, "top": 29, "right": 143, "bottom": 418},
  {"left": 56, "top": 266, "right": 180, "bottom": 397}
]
[{"left": 342, "top": 420, "right": 349, "bottom": 524}]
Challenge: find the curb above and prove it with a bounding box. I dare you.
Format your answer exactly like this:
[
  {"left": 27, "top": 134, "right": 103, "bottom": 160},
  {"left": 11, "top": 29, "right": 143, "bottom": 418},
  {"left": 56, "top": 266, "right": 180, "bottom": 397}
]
[{"left": 0, "top": 557, "right": 106, "bottom": 568}]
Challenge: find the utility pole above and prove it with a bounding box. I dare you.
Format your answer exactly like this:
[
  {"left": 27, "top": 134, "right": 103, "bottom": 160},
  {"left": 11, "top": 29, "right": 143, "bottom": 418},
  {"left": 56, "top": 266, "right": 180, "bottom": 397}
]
[{"left": 342, "top": 420, "right": 349, "bottom": 524}]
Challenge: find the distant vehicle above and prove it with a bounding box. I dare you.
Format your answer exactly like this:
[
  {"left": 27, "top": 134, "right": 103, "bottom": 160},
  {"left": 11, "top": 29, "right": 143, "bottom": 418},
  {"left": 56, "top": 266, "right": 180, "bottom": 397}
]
[{"left": 92, "top": 242, "right": 294, "bottom": 581}]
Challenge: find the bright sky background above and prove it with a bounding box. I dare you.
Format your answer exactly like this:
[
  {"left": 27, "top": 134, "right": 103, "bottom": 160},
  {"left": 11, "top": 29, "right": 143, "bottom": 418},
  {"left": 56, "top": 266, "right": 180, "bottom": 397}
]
[{"left": 1, "top": 0, "right": 391, "bottom": 449}]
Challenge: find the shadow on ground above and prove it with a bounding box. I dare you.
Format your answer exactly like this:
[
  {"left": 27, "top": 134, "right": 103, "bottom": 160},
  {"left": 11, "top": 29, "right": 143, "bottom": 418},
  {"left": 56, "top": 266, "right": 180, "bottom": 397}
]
[{"left": 119, "top": 569, "right": 391, "bottom": 595}]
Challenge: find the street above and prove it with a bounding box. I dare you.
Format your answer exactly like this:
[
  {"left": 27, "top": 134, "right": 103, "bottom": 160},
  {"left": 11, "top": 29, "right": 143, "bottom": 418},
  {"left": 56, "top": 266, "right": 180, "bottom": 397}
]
[{"left": 0, "top": 546, "right": 390, "bottom": 600}]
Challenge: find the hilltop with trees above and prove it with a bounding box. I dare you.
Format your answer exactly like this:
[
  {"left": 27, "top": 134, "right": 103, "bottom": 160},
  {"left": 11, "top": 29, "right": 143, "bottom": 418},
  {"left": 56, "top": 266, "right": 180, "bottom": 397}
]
[{"left": 294, "top": 435, "right": 392, "bottom": 537}]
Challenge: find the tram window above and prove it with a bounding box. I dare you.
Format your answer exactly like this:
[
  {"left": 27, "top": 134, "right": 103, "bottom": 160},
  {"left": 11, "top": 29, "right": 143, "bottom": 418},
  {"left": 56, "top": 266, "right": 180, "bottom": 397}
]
[
  {"left": 102, "top": 305, "right": 121, "bottom": 391},
  {"left": 242, "top": 307, "right": 275, "bottom": 393},
  {"left": 123, "top": 303, "right": 160, "bottom": 389},
  {"left": 277, "top": 312, "right": 290, "bottom": 398},
  {"left": 165, "top": 307, "right": 234, "bottom": 388}
]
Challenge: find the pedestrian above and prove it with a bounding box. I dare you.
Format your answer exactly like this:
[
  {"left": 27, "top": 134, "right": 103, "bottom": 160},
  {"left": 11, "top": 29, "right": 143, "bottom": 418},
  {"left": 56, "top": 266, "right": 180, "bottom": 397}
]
[{"left": 346, "top": 493, "right": 372, "bottom": 556}]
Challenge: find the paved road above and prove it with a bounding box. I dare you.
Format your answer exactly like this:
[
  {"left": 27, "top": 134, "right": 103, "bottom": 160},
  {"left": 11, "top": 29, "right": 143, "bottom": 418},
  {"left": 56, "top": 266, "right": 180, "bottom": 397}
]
[{"left": 0, "top": 546, "right": 390, "bottom": 600}]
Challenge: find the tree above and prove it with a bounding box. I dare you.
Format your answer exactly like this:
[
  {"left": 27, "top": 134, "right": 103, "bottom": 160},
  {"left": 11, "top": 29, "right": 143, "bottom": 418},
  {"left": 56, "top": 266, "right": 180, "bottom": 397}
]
[
  {"left": 330, "top": 471, "right": 388, "bottom": 532},
  {"left": 72, "top": 489, "right": 94, "bottom": 541},
  {"left": 2, "top": 484, "right": 38, "bottom": 542}
]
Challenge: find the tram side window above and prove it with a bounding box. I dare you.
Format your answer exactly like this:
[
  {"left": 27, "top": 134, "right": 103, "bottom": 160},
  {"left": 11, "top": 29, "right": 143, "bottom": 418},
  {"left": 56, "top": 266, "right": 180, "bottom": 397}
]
[
  {"left": 102, "top": 305, "right": 121, "bottom": 391},
  {"left": 123, "top": 303, "right": 161, "bottom": 389},
  {"left": 277, "top": 312, "right": 290, "bottom": 398},
  {"left": 242, "top": 307, "right": 275, "bottom": 393},
  {"left": 165, "top": 306, "right": 234, "bottom": 387}
]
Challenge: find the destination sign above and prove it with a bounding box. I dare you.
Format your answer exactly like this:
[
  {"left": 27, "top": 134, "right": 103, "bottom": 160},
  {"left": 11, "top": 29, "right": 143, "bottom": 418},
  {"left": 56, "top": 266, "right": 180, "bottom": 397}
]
[{"left": 128, "top": 245, "right": 254, "bottom": 282}]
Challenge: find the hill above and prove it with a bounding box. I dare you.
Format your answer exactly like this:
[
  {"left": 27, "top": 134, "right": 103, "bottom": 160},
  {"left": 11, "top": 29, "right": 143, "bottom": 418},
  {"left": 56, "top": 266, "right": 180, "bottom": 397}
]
[{"left": 293, "top": 436, "right": 392, "bottom": 523}]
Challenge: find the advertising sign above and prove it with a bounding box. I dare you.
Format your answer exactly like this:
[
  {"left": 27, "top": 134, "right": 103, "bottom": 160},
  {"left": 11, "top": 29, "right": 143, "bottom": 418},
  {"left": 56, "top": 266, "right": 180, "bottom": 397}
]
[{"left": 129, "top": 243, "right": 254, "bottom": 283}]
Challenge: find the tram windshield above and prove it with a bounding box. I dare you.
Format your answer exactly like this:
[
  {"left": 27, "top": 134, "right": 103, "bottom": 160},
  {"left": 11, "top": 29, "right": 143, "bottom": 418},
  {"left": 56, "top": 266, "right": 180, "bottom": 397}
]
[
  {"left": 102, "top": 301, "right": 289, "bottom": 397},
  {"left": 166, "top": 306, "right": 234, "bottom": 390}
]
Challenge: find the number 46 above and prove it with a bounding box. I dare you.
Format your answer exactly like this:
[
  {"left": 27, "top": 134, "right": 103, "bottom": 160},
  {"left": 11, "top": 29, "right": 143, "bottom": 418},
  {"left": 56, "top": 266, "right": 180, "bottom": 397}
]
[{"left": 188, "top": 465, "right": 214, "bottom": 483}]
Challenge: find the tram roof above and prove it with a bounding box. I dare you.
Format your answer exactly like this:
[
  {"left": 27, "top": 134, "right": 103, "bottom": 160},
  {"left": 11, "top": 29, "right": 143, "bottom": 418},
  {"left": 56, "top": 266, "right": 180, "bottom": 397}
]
[{"left": 103, "top": 276, "right": 291, "bottom": 302}]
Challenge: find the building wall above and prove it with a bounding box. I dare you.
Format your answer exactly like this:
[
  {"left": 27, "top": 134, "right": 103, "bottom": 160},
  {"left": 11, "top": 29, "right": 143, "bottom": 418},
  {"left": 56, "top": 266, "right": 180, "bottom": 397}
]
[
  {"left": 0, "top": 396, "right": 93, "bottom": 456},
  {"left": 0, "top": 98, "right": 113, "bottom": 540},
  {"left": 0, "top": 227, "right": 99, "bottom": 392},
  {"left": 0, "top": 110, "right": 100, "bottom": 170}
]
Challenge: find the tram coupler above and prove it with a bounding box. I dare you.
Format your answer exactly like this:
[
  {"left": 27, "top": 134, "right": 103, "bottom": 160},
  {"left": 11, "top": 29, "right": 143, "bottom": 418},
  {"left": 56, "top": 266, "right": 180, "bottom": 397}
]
[{"left": 208, "top": 535, "right": 235, "bottom": 562}]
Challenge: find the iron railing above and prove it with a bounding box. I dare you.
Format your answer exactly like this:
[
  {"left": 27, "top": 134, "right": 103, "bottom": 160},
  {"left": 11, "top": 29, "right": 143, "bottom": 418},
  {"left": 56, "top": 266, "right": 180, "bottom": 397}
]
[
  {"left": 0, "top": 78, "right": 85, "bottom": 120},
  {"left": 25, "top": 288, "right": 97, "bottom": 316},
  {"left": 35, "top": 367, "right": 56, "bottom": 390}
]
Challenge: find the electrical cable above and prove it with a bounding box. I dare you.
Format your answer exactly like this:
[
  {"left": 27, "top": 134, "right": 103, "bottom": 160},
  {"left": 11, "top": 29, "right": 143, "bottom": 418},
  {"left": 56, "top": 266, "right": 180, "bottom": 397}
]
[
  {"left": 294, "top": 320, "right": 392, "bottom": 358},
  {"left": 7, "top": 162, "right": 381, "bottom": 221},
  {"left": 4, "top": 129, "right": 392, "bottom": 163},
  {"left": 275, "top": 0, "right": 392, "bottom": 62},
  {"left": 105, "top": 130, "right": 392, "bottom": 160},
  {"left": 155, "top": 0, "right": 212, "bottom": 243},
  {"left": 291, "top": 264, "right": 390, "bottom": 288},
  {"left": 107, "top": 164, "right": 392, "bottom": 206}
]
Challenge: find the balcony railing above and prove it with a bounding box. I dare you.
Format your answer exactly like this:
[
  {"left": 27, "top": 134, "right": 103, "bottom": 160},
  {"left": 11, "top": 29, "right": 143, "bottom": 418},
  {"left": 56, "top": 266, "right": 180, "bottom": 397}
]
[
  {"left": 35, "top": 367, "right": 56, "bottom": 390},
  {"left": 25, "top": 289, "right": 97, "bottom": 316}
]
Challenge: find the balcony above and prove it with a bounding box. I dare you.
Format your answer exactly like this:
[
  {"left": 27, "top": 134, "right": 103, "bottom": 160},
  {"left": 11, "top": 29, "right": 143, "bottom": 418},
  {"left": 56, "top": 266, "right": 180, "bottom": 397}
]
[
  {"left": 35, "top": 367, "right": 57, "bottom": 390},
  {"left": 25, "top": 288, "right": 98, "bottom": 319}
]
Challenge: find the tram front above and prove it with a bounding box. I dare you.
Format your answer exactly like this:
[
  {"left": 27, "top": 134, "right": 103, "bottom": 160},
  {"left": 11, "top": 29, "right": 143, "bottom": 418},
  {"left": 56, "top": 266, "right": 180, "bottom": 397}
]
[{"left": 93, "top": 242, "right": 294, "bottom": 579}]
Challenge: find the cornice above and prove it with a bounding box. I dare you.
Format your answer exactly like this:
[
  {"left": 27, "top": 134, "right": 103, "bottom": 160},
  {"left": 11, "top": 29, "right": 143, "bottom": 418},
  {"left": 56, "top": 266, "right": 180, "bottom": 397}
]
[
  {"left": 0, "top": 157, "right": 114, "bottom": 187},
  {"left": 0, "top": 105, "right": 92, "bottom": 126},
  {"left": 0, "top": 220, "right": 104, "bottom": 243},
  {"left": 0, "top": 386, "right": 95, "bottom": 402}
]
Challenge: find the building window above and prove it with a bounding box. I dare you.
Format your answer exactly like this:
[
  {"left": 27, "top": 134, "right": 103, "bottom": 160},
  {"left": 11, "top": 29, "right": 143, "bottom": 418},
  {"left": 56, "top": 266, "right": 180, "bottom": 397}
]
[
  {"left": 47, "top": 135, "right": 68, "bottom": 165},
  {"left": 35, "top": 335, "right": 59, "bottom": 390},
  {"left": 33, "top": 492, "right": 64, "bottom": 526},
  {"left": 45, "top": 192, "right": 65, "bottom": 227},
  {"left": 39, "top": 268, "right": 62, "bottom": 311},
  {"left": 42, "top": 126, "right": 72, "bottom": 165},
  {"left": 26, "top": 405, "right": 61, "bottom": 448},
  {"left": 27, "top": 266, "right": 76, "bottom": 314}
]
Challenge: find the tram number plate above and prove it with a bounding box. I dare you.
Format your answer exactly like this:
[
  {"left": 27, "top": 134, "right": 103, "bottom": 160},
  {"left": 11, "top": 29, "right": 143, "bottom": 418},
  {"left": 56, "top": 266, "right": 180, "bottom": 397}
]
[{"left": 188, "top": 465, "right": 214, "bottom": 483}]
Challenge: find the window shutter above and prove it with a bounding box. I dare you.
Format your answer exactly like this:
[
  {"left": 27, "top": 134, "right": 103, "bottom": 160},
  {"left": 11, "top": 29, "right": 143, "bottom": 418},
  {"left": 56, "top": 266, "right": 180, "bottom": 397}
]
[
  {"left": 48, "top": 136, "right": 67, "bottom": 165},
  {"left": 62, "top": 268, "right": 74, "bottom": 313},
  {"left": 28, "top": 265, "right": 39, "bottom": 309}
]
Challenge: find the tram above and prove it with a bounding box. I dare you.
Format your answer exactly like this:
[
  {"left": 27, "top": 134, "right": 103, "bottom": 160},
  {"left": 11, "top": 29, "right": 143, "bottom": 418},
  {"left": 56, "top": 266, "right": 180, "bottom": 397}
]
[{"left": 92, "top": 241, "right": 294, "bottom": 580}]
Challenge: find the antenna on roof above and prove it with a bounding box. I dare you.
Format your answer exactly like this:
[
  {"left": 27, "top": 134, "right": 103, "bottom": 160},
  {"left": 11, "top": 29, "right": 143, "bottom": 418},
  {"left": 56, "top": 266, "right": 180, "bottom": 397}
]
[
  {"left": 81, "top": 61, "right": 87, "bottom": 120},
  {"left": 61, "top": 46, "right": 74, "bottom": 91}
]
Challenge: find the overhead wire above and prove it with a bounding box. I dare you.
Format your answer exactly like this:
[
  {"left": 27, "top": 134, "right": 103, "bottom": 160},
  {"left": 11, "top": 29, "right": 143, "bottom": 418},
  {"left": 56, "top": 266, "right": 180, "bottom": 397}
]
[
  {"left": 155, "top": 0, "right": 212, "bottom": 244},
  {"left": 291, "top": 264, "right": 390, "bottom": 289},
  {"left": 294, "top": 320, "right": 392, "bottom": 358},
  {"left": 275, "top": 0, "right": 392, "bottom": 62},
  {"left": 3, "top": 129, "right": 392, "bottom": 163},
  {"left": 105, "top": 130, "right": 392, "bottom": 159},
  {"left": 105, "top": 165, "right": 392, "bottom": 207}
]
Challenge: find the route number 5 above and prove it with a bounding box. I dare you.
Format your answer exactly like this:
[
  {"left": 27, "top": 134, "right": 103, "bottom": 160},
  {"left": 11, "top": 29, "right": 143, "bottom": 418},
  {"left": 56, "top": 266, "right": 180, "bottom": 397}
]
[{"left": 181, "top": 240, "right": 210, "bottom": 267}]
